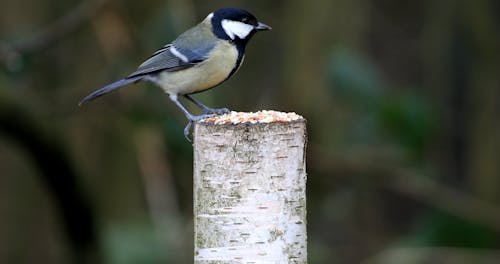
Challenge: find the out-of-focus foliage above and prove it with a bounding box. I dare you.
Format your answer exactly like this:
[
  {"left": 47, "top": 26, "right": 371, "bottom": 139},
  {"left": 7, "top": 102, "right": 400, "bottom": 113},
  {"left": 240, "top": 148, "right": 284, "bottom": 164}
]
[{"left": 1, "top": 0, "right": 499, "bottom": 263}]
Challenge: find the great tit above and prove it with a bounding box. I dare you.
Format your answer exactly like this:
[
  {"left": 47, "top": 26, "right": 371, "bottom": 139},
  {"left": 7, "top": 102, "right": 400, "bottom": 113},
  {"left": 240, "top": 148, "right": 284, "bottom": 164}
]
[{"left": 79, "top": 8, "right": 270, "bottom": 138}]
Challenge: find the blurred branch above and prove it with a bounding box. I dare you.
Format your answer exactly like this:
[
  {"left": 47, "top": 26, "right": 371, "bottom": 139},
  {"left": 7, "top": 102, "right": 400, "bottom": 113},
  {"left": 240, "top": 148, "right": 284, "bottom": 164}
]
[
  {"left": 364, "top": 247, "right": 500, "bottom": 264},
  {"left": 387, "top": 169, "right": 500, "bottom": 233},
  {"left": 310, "top": 144, "right": 500, "bottom": 233},
  {"left": 0, "top": 0, "right": 109, "bottom": 70}
]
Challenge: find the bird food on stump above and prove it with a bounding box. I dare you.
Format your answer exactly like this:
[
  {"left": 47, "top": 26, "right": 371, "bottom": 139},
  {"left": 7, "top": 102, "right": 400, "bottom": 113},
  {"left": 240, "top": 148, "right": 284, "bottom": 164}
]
[{"left": 193, "top": 110, "right": 307, "bottom": 263}]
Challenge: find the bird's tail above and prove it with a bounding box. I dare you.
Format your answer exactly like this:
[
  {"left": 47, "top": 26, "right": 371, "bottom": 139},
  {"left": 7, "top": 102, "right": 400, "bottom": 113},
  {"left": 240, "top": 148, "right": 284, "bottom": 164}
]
[{"left": 78, "top": 76, "right": 143, "bottom": 106}]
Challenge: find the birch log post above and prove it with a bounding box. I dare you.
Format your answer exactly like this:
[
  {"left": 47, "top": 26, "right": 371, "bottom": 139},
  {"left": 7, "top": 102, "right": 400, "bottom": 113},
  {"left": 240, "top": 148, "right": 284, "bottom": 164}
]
[{"left": 193, "top": 111, "right": 307, "bottom": 263}]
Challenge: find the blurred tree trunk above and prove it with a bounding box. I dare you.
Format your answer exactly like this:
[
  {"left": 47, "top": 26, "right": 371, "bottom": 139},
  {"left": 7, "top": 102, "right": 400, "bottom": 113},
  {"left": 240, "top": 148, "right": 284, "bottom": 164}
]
[
  {"left": 421, "top": 0, "right": 466, "bottom": 186},
  {"left": 282, "top": 0, "right": 337, "bottom": 112},
  {"left": 460, "top": 0, "right": 500, "bottom": 202},
  {"left": 0, "top": 101, "right": 101, "bottom": 264},
  {"left": 282, "top": 0, "right": 370, "bottom": 143},
  {"left": 422, "top": 0, "right": 500, "bottom": 201}
]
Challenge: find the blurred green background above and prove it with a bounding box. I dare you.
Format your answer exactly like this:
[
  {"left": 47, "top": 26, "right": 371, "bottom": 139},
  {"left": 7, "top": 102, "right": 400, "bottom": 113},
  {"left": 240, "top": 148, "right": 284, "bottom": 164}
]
[{"left": 1, "top": 0, "right": 499, "bottom": 263}]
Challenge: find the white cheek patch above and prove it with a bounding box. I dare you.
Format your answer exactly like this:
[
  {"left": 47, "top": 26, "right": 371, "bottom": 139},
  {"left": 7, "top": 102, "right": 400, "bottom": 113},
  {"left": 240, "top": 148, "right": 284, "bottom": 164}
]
[{"left": 221, "top": 19, "right": 254, "bottom": 40}]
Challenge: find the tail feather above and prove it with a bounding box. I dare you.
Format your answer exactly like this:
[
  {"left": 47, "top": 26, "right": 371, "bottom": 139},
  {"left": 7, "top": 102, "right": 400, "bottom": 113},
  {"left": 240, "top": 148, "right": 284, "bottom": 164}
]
[{"left": 78, "top": 76, "right": 143, "bottom": 106}]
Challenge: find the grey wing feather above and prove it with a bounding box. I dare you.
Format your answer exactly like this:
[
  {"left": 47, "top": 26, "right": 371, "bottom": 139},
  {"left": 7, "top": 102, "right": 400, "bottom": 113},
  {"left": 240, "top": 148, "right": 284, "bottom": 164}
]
[
  {"left": 128, "top": 23, "right": 218, "bottom": 78},
  {"left": 127, "top": 44, "right": 192, "bottom": 78},
  {"left": 172, "top": 27, "right": 218, "bottom": 62}
]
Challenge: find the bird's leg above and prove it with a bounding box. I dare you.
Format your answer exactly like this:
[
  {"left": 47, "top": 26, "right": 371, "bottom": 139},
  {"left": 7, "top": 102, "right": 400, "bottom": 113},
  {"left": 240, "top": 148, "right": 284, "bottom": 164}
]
[
  {"left": 169, "top": 94, "right": 216, "bottom": 140},
  {"left": 184, "top": 94, "right": 230, "bottom": 115},
  {"left": 169, "top": 94, "right": 217, "bottom": 121}
]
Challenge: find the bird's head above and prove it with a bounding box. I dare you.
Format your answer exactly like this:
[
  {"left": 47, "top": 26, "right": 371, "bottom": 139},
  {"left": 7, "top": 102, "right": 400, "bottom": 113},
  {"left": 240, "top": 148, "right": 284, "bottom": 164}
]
[{"left": 209, "top": 8, "right": 271, "bottom": 42}]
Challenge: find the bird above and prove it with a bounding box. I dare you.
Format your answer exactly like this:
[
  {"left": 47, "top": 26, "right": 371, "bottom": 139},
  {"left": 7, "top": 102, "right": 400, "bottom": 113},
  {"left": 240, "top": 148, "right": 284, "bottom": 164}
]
[{"left": 79, "top": 8, "right": 271, "bottom": 139}]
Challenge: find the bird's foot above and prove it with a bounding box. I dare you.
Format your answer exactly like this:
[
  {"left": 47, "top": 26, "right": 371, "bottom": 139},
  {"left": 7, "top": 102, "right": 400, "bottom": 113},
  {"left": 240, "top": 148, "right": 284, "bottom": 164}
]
[
  {"left": 202, "top": 107, "right": 231, "bottom": 116},
  {"left": 183, "top": 113, "right": 218, "bottom": 141}
]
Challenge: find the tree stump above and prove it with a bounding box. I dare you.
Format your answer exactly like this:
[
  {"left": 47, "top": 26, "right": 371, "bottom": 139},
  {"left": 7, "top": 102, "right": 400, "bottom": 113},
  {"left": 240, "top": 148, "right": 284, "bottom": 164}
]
[{"left": 193, "top": 111, "right": 307, "bottom": 263}]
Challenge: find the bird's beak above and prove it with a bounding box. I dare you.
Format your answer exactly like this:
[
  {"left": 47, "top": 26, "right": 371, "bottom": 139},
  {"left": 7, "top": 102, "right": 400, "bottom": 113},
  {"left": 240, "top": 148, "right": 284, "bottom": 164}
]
[{"left": 255, "top": 22, "right": 271, "bottom": 31}]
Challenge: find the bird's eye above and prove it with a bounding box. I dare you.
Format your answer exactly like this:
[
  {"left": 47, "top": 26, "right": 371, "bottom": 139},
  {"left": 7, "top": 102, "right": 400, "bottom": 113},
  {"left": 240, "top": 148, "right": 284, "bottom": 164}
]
[{"left": 241, "top": 17, "right": 249, "bottom": 23}]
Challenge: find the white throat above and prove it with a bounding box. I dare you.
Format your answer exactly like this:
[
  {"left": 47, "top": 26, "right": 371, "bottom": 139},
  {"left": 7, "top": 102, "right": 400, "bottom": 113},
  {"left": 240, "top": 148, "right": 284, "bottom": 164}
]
[{"left": 221, "top": 19, "right": 254, "bottom": 40}]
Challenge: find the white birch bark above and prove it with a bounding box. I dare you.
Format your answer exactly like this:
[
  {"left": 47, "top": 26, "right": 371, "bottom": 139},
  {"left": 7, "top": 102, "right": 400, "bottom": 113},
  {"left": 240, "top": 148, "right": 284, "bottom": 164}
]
[{"left": 193, "top": 118, "right": 307, "bottom": 263}]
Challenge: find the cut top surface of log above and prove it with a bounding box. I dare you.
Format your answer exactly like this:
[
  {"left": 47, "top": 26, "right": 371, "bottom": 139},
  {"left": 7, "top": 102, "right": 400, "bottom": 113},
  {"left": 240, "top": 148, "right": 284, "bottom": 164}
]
[{"left": 200, "top": 110, "right": 304, "bottom": 125}]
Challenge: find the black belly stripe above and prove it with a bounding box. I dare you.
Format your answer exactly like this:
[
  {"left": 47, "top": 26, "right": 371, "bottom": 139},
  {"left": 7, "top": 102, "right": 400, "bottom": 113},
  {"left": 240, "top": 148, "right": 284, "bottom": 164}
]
[{"left": 224, "top": 42, "right": 246, "bottom": 82}]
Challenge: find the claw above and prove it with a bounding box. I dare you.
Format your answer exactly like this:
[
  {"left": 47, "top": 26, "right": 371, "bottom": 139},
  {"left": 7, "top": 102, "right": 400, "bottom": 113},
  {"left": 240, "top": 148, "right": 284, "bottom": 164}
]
[
  {"left": 183, "top": 113, "right": 217, "bottom": 141},
  {"left": 184, "top": 121, "right": 193, "bottom": 142},
  {"left": 188, "top": 113, "right": 217, "bottom": 122}
]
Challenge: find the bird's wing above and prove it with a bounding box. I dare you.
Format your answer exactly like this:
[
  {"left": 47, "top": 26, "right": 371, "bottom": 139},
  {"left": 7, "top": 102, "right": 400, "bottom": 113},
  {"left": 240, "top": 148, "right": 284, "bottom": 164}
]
[
  {"left": 128, "top": 26, "right": 218, "bottom": 79},
  {"left": 126, "top": 44, "right": 192, "bottom": 78}
]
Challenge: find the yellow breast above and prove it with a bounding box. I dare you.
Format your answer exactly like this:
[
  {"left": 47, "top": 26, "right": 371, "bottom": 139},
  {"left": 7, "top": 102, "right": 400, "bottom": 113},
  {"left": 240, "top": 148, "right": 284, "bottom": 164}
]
[{"left": 156, "top": 41, "right": 239, "bottom": 95}]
